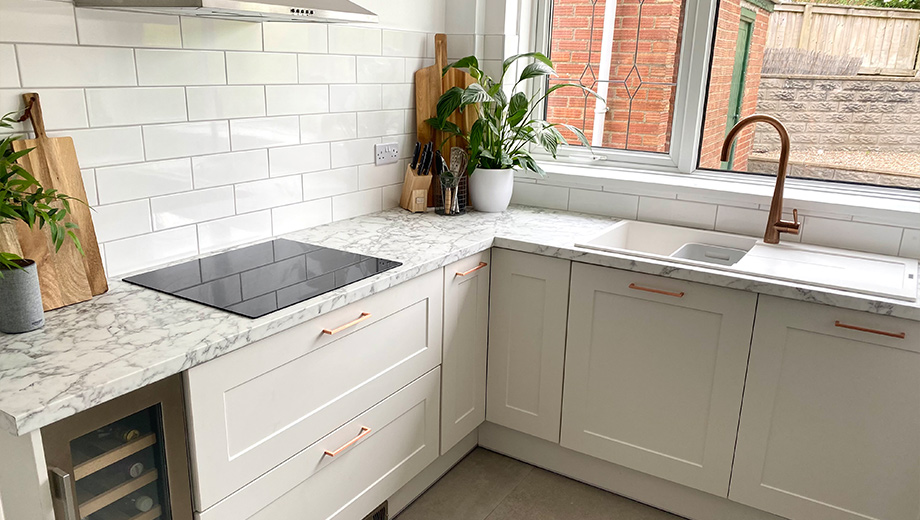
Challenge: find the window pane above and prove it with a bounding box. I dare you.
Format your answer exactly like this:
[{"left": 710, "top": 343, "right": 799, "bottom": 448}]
[
  {"left": 545, "top": 0, "right": 687, "bottom": 153},
  {"left": 700, "top": 2, "right": 920, "bottom": 190}
]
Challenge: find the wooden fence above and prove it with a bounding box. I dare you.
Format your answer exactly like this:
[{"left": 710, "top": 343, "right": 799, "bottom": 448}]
[{"left": 766, "top": 3, "right": 920, "bottom": 76}]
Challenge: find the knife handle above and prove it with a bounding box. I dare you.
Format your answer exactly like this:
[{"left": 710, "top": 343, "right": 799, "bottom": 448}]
[{"left": 410, "top": 142, "right": 421, "bottom": 170}]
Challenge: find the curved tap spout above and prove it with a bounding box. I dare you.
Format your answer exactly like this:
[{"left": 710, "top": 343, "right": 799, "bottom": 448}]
[{"left": 721, "top": 114, "right": 799, "bottom": 244}]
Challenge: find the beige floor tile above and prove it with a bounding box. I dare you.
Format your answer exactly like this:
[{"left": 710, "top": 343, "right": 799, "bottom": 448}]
[
  {"left": 483, "top": 467, "right": 685, "bottom": 520},
  {"left": 396, "top": 448, "right": 533, "bottom": 520}
]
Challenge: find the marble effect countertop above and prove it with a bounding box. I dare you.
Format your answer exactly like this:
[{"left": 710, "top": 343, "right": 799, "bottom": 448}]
[{"left": 1, "top": 205, "right": 918, "bottom": 436}]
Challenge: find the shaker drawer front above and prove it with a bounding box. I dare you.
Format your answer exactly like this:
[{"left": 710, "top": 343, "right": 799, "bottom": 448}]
[
  {"left": 186, "top": 269, "right": 442, "bottom": 511},
  {"left": 197, "top": 368, "right": 441, "bottom": 520}
]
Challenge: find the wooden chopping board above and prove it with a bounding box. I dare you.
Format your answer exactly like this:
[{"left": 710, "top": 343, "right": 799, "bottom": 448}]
[
  {"left": 2, "top": 93, "right": 107, "bottom": 310},
  {"left": 415, "top": 34, "right": 477, "bottom": 207}
]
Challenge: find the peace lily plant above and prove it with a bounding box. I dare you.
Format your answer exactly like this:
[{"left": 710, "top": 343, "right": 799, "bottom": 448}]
[{"left": 427, "top": 52, "right": 600, "bottom": 212}]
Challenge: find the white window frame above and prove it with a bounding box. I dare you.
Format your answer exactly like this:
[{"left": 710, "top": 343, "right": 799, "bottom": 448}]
[{"left": 519, "top": 0, "right": 920, "bottom": 210}]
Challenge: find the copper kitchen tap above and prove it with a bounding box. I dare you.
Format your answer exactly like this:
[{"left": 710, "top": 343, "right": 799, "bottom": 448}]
[{"left": 721, "top": 114, "right": 800, "bottom": 244}]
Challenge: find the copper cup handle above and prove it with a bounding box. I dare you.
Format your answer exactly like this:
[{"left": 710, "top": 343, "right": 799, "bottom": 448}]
[
  {"left": 324, "top": 427, "right": 372, "bottom": 457},
  {"left": 456, "top": 262, "right": 488, "bottom": 277},
  {"left": 322, "top": 312, "right": 371, "bottom": 335}
]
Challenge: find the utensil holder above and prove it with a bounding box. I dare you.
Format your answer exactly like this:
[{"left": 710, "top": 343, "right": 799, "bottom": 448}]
[
  {"left": 399, "top": 164, "right": 432, "bottom": 213},
  {"left": 436, "top": 173, "right": 466, "bottom": 216}
]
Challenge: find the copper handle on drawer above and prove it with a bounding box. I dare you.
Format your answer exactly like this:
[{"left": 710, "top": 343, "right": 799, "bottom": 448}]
[
  {"left": 456, "top": 262, "right": 488, "bottom": 277},
  {"left": 628, "top": 283, "right": 685, "bottom": 298},
  {"left": 834, "top": 321, "right": 905, "bottom": 339},
  {"left": 322, "top": 312, "right": 371, "bottom": 335},
  {"left": 324, "top": 427, "right": 372, "bottom": 457}
]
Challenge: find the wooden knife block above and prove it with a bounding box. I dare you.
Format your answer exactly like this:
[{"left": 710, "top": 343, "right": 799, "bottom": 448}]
[{"left": 399, "top": 164, "right": 432, "bottom": 213}]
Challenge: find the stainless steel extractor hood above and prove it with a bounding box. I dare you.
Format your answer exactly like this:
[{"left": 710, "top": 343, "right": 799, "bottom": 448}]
[{"left": 73, "top": 0, "right": 378, "bottom": 23}]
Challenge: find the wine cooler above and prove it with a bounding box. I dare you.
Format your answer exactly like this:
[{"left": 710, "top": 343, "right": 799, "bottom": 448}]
[{"left": 41, "top": 375, "right": 193, "bottom": 520}]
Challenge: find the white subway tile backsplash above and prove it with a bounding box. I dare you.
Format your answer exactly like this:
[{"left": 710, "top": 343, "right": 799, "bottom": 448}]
[
  {"left": 357, "top": 56, "right": 406, "bottom": 84},
  {"left": 17, "top": 45, "right": 135, "bottom": 87},
  {"left": 75, "top": 9, "right": 181, "bottom": 48},
  {"left": 192, "top": 149, "right": 268, "bottom": 188},
  {"left": 358, "top": 161, "right": 404, "bottom": 190},
  {"left": 637, "top": 197, "right": 717, "bottom": 230},
  {"left": 300, "top": 113, "right": 356, "bottom": 143},
  {"left": 235, "top": 176, "right": 302, "bottom": 213},
  {"left": 328, "top": 26, "right": 381, "bottom": 56},
  {"left": 104, "top": 226, "right": 198, "bottom": 277},
  {"left": 263, "top": 23, "right": 327, "bottom": 53},
  {"left": 81, "top": 169, "right": 97, "bottom": 206},
  {"left": 144, "top": 121, "right": 230, "bottom": 160},
  {"left": 445, "top": 34, "right": 475, "bottom": 60},
  {"left": 187, "top": 86, "right": 266, "bottom": 121},
  {"left": 333, "top": 189, "right": 381, "bottom": 221},
  {"left": 297, "top": 55, "right": 356, "bottom": 84},
  {"left": 91, "top": 199, "right": 152, "bottom": 242},
  {"left": 1, "top": 89, "right": 88, "bottom": 130},
  {"left": 381, "top": 84, "right": 414, "bottom": 109},
  {"left": 264, "top": 85, "right": 328, "bottom": 116},
  {"left": 714, "top": 206, "right": 770, "bottom": 238},
  {"left": 151, "top": 186, "right": 235, "bottom": 229},
  {"left": 510, "top": 182, "right": 569, "bottom": 211},
  {"left": 0, "top": 45, "right": 19, "bottom": 88},
  {"left": 86, "top": 87, "right": 187, "bottom": 126},
  {"left": 269, "top": 143, "right": 330, "bottom": 176},
  {"left": 226, "top": 52, "right": 297, "bottom": 85},
  {"left": 801, "top": 216, "right": 903, "bottom": 256},
  {"left": 96, "top": 159, "right": 193, "bottom": 204},
  {"left": 483, "top": 35, "right": 504, "bottom": 60},
  {"left": 0, "top": 0, "right": 77, "bottom": 44},
  {"left": 330, "top": 85, "right": 381, "bottom": 112},
  {"left": 230, "top": 116, "right": 299, "bottom": 150},
  {"left": 330, "top": 138, "right": 378, "bottom": 168},
  {"left": 197, "top": 211, "right": 272, "bottom": 253},
  {"left": 900, "top": 228, "right": 920, "bottom": 259},
  {"left": 382, "top": 30, "right": 429, "bottom": 57},
  {"left": 382, "top": 183, "right": 402, "bottom": 209},
  {"left": 136, "top": 49, "right": 226, "bottom": 86},
  {"left": 357, "top": 110, "right": 405, "bottom": 137},
  {"left": 51, "top": 126, "right": 145, "bottom": 168},
  {"left": 303, "top": 167, "right": 358, "bottom": 201},
  {"left": 180, "top": 17, "right": 262, "bottom": 51},
  {"left": 272, "top": 199, "right": 331, "bottom": 236},
  {"left": 567, "top": 189, "right": 639, "bottom": 219}
]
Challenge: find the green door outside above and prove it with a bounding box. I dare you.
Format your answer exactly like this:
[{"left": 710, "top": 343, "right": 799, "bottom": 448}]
[{"left": 722, "top": 8, "right": 756, "bottom": 170}]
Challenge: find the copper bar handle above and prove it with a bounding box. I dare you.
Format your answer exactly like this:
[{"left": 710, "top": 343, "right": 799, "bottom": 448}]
[
  {"left": 628, "top": 283, "right": 685, "bottom": 298},
  {"left": 322, "top": 312, "right": 371, "bottom": 335},
  {"left": 324, "top": 427, "right": 371, "bottom": 457},
  {"left": 456, "top": 262, "right": 488, "bottom": 277},
  {"left": 834, "top": 321, "right": 905, "bottom": 339}
]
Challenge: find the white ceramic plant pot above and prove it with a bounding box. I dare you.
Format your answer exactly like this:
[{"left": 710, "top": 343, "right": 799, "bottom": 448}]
[{"left": 469, "top": 168, "right": 514, "bottom": 213}]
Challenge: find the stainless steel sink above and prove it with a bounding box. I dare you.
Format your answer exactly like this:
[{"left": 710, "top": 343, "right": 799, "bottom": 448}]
[{"left": 576, "top": 221, "right": 918, "bottom": 301}]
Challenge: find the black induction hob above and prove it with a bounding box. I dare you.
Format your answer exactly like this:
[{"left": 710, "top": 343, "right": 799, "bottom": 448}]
[{"left": 123, "top": 239, "right": 402, "bottom": 319}]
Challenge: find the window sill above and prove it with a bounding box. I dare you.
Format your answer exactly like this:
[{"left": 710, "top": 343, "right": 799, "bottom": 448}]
[{"left": 531, "top": 160, "right": 920, "bottom": 228}]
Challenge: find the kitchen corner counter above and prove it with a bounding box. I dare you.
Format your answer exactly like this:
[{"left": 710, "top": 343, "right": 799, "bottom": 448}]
[{"left": 1, "top": 205, "right": 918, "bottom": 437}]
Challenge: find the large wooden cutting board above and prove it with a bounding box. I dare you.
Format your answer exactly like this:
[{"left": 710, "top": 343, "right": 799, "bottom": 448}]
[
  {"left": 415, "top": 34, "right": 477, "bottom": 206},
  {"left": 3, "top": 93, "right": 107, "bottom": 310}
]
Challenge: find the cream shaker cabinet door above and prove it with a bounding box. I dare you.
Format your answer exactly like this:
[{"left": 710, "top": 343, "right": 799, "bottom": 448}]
[
  {"left": 486, "top": 249, "right": 571, "bottom": 443},
  {"left": 561, "top": 263, "right": 756, "bottom": 497},
  {"left": 731, "top": 296, "right": 920, "bottom": 520},
  {"left": 441, "top": 251, "right": 491, "bottom": 454}
]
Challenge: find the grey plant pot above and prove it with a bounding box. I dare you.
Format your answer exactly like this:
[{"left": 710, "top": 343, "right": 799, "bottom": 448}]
[{"left": 0, "top": 259, "right": 45, "bottom": 334}]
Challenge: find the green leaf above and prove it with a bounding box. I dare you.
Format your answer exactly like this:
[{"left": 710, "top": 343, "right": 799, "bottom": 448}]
[
  {"left": 444, "top": 56, "right": 479, "bottom": 75},
  {"left": 561, "top": 124, "right": 592, "bottom": 147},
  {"left": 518, "top": 61, "right": 555, "bottom": 83},
  {"left": 434, "top": 86, "right": 465, "bottom": 123},
  {"left": 502, "top": 52, "right": 553, "bottom": 73},
  {"left": 460, "top": 83, "right": 493, "bottom": 105},
  {"left": 507, "top": 92, "right": 529, "bottom": 127},
  {"left": 468, "top": 119, "right": 484, "bottom": 156}
]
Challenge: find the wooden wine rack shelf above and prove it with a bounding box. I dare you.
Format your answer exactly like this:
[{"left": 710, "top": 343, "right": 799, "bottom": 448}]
[
  {"left": 79, "top": 469, "right": 158, "bottom": 518},
  {"left": 74, "top": 433, "right": 157, "bottom": 481}
]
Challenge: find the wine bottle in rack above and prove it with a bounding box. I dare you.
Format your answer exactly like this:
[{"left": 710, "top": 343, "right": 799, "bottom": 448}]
[
  {"left": 112, "top": 458, "right": 146, "bottom": 479},
  {"left": 122, "top": 494, "right": 155, "bottom": 513}
]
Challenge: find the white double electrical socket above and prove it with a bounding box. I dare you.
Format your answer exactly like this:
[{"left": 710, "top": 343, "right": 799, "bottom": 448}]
[{"left": 374, "top": 142, "right": 399, "bottom": 166}]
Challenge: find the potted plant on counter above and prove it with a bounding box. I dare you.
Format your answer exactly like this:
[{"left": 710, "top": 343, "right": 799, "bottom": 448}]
[
  {"left": 426, "top": 52, "right": 599, "bottom": 212},
  {"left": 0, "top": 112, "right": 83, "bottom": 334}
]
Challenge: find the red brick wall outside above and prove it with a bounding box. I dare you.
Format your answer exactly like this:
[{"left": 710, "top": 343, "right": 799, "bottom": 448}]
[{"left": 546, "top": 0, "right": 770, "bottom": 167}]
